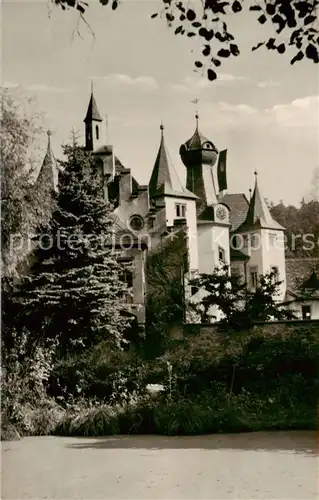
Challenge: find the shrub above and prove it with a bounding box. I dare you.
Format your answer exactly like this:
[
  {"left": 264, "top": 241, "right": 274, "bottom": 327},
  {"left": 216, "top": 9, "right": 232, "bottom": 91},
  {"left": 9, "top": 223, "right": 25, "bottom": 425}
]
[
  {"left": 147, "top": 326, "right": 319, "bottom": 399},
  {"left": 49, "top": 341, "right": 146, "bottom": 404},
  {"left": 54, "top": 398, "right": 156, "bottom": 436},
  {"left": 54, "top": 403, "right": 119, "bottom": 437},
  {"left": 52, "top": 387, "right": 317, "bottom": 437},
  {"left": 1, "top": 328, "right": 59, "bottom": 439},
  {"left": 117, "top": 399, "right": 156, "bottom": 434}
]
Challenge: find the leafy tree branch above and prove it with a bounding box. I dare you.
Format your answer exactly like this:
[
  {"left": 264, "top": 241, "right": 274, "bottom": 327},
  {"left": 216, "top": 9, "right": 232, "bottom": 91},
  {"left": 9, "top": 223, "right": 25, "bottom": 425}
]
[{"left": 52, "top": 0, "right": 318, "bottom": 80}]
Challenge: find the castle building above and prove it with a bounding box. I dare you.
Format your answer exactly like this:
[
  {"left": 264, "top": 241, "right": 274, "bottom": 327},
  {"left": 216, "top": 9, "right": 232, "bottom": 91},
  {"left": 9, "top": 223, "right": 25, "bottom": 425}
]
[{"left": 38, "top": 90, "right": 292, "bottom": 324}]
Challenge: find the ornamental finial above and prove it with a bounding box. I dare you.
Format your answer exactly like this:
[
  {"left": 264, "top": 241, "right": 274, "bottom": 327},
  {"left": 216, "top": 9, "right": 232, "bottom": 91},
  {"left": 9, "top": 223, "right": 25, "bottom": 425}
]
[
  {"left": 195, "top": 112, "right": 199, "bottom": 129},
  {"left": 47, "top": 130, "right": 52, "bottom": 149}
]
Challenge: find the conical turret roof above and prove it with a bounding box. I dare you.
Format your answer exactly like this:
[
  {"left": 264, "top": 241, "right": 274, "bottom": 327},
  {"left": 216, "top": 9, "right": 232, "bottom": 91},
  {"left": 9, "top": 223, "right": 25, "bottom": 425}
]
[
  {"left": 84, "top": 92, "right": 103, "bottom": 122},
  {"left": 236, "top": 172, "right": 284, "bottom": 232},
  {"left": 149, "top": 124, "right": 197, "bottom": 199},
  {"left": 36, "top": 131, "right": 59, "bottom": 192}
]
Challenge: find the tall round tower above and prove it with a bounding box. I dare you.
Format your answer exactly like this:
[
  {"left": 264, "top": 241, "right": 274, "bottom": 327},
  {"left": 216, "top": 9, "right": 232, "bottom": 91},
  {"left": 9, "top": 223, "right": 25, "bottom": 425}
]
[{"left": 180, "top": 114, "right": 219, "bottom": 211}]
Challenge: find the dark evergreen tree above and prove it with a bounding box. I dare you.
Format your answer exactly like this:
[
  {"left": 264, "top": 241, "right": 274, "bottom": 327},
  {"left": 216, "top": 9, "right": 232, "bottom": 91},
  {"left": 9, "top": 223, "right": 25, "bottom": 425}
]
[
  {"left": 190, "top": 266, "right": 295, "bottom": 330},
  {"left": 5, "top": 141, "right": 132, "bottom": 355}
]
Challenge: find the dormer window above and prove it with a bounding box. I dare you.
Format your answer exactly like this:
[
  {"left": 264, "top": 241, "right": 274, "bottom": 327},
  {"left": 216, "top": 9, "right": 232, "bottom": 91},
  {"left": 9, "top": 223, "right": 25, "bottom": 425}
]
[
  {"left": 176, "top": 203, "right": 186, "bottom": 218},
  {"left": 96, "top": 125, "right": 99, "bottom": 140}
]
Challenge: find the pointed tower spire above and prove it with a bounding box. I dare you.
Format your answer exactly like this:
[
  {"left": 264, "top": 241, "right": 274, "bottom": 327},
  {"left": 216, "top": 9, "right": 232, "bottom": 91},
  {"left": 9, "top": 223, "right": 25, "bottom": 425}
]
[
  {"left": 237, "top": 172, "right": 284, "bottom": 232},
  {"left": 149, "top": 124, "right": 196, "bottom": 200},
  {"left": 36, "top": 130, "right": 59, "bottom": 193},
  {"left": 84, "top": 86, "right": 103, "bottom": 151},
  {"left": 84, "top": 92, "right": 103, "bottom": 123}
]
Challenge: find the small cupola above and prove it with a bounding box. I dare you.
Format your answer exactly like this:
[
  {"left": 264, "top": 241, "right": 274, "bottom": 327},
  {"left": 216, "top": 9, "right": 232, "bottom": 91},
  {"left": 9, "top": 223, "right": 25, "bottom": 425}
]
[{"left": 180, "top": 114, "right": 219, "bottom": 169}]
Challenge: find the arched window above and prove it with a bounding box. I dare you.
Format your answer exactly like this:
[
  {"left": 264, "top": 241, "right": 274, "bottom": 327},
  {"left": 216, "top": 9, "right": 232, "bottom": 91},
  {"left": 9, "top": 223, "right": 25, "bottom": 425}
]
[{"left": 96, "top": 125, "right": 99, "bottom": 140}]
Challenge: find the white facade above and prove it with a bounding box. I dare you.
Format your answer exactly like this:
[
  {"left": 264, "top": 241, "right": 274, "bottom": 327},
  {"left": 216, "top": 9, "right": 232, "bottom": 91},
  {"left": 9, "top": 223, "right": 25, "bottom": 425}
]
[
  {"left": 164, "top": 196, "right": 198, "bottom": 271},
  {"left": 197, "top": 222, "right": 230, "bottom": 274},
  {"left": 285, "top": 299, "right": 319, "bottom": 320},
  {"left": 238, "top": 228, "right": 286, "bottom": 301},
  {"left": 70, "top": 93, "right": 295, "bottom": 323}
]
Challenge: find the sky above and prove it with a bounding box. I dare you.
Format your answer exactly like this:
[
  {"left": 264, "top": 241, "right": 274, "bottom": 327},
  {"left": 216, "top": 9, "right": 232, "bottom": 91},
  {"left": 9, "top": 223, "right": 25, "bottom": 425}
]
[{"left": 2, "top": 0, "right": 319, "bottom": 206}]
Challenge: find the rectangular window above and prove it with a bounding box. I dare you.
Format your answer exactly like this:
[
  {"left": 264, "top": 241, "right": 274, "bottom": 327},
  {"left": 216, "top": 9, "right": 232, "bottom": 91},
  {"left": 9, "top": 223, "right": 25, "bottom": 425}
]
[
  {"left": 119, "top": 265, "right": 133, "bottom": 288},
  {"left": 302, "top": 305, "right": 311, "bottom": 320},
  {"left": 189, "top": 270, "right": 199, "bottom": 296},
  {"left": 269, "top": 233, "right": 277, "bottom": 246},
  {"left": 148, "top": 216, "right": 155, "bottom": 229},
  {"left": 218, "top": 246, "right": 226, "bottom": 262},
  {"left": 176, "top": 203, "right": 186, "bottom": 218},
  {"left": 251, "top": 233, "right": 260, "bottom": 249},
  {"left": 250, "top": 266, "right": 258, "bottom": 289},
  {"left": 271, "top": 266, "right": 279, "bottom": 283}
]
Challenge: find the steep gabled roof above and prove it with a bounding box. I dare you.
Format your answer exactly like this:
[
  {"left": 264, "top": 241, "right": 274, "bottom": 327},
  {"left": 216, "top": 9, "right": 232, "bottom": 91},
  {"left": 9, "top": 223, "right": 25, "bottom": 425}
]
[
  {"left": 36, "top": 131, "right": 59, "bottom": 192},
  {"left": 220, "top": 193, "right": 249, "bottom": 231},
  {"left": 236, "top": 174, "right": 284, "bottom": 232},
  {"left": 84, "top": 92, "right": 103, "bottom": 123},
  {"left": 149, "top": 124, "right": 197, "bottom": 200},
  {"left": 286, "top": 258, "right": 319, "bottom": 298}
]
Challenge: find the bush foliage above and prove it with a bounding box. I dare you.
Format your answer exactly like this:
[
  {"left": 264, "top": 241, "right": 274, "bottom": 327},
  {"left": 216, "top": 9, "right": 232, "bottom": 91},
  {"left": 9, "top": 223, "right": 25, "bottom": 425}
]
[{"left": 3, "top": 323, "right": 318, "bottom": 439}]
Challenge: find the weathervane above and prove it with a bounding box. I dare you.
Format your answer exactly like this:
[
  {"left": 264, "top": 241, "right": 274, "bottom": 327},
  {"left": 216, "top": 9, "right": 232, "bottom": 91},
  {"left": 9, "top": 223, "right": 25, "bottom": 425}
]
[{"left": 191, "top": 97, "right": 200, "bottom": 123}]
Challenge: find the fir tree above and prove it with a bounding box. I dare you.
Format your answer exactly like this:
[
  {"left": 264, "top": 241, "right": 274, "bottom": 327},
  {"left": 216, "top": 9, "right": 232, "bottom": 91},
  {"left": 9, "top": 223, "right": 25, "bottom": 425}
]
[
  {"left": 6, "top": 141, "right": 133, "bottom": 354},
  {"left": 190, "top": 266, "right": 295, "bottom": 330}
]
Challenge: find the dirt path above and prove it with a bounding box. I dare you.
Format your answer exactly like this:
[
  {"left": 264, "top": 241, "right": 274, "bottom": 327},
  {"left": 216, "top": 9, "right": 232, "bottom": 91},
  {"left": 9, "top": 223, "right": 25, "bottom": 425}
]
[{"left": 2, "top": 431, "right": 318, "bottom": 499}]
